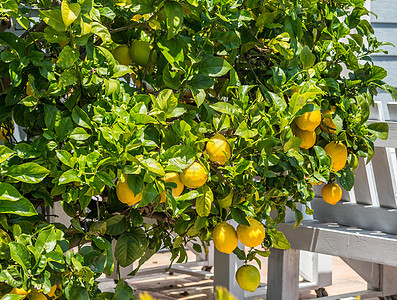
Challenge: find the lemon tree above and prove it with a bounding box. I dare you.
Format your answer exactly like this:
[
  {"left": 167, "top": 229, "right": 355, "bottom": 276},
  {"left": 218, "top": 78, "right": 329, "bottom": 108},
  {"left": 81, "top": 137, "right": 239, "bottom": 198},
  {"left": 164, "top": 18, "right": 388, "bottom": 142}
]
[{"left": 0, "top": 0, "right": 395, "bottom": 298}]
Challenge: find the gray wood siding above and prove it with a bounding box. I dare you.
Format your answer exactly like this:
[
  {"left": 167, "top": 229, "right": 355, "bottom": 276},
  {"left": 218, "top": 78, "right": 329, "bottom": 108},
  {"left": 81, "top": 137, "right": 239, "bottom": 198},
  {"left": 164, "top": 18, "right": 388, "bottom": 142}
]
[
  {"left": 371, "top": 0, "right": 397, "bottom": 24},
  {"left": 371, "top": 0, "right": 397, "bottom": 120}
]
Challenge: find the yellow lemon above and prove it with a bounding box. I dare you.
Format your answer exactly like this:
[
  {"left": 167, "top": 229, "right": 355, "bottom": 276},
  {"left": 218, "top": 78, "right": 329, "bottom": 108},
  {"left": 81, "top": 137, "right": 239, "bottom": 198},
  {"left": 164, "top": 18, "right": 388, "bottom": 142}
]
[
  {"left": 236, "top": 217, "right": 266, "bottom": 248},
  {"left": 139, "top": 292, "right": 157, "bottom": 300},
  {"left": 236, "top": 265, "right": 261, "bottom": 292},
  {"left": 321, "top": 117, "right": 336, "bottom": 134},
  {"left": 112, "top": 45, "right": 133, "bottom": 66},
  {"left": 295, "top": 109, "right": 321, "bottom": 131},
  {"left": 321, "top": 183, "right": 342, "bottom": 205},
  {"left": 212, "top": 221, "right": 238, "bottom": 254},
  {"left": 29, "top": 288, "right": 47, "bottom": 300},
  {"left": 116, "top": 176, "right": 143, "bottom": 206},
  {"left": 129, "top": 41, "right": 157, "bottom": 67},
  {"left": 324, "top": 142, "right": 347, "bottom": 172},
  {"left": 218, "top": 191, "right": 233, "bottom": 209},
  {"left": 26, "top": 82, "right": 34, "bottom": 97},
  {"left": 206, "top": 134, "right": 232, "bottom": 165},
  {"left": 160, "top": 172, "right": 184, "bottom": 203},
  {"left": 0, "top": 123, "right": 14, "bottom": 141},
  {"left": 295, "top": 128, "right": 316, "bottom": 149},
  {"left": 180, "top": 162, "right": 208, "bottom": 189},
  {"left": 47, "top": 285, "right": 59, "bottom": 299}
]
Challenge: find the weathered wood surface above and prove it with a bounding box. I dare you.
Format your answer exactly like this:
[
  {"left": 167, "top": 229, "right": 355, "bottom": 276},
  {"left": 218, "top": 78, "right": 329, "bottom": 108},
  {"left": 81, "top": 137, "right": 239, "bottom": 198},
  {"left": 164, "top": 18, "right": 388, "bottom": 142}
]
[
  {"left": 267, "top": 249, "right": 300, "bottom": 300},
  {"left": 311, "top": 198, "right": 397, "bottom": 234},
  {"left": 279, "top": 220, "right": 397, "bottom": 267}
]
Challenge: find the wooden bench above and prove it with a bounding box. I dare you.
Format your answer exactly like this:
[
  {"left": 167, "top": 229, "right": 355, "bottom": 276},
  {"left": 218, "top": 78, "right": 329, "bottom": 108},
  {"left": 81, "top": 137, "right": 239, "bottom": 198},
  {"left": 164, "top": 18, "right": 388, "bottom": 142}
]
[
  {"left": 267, "top": 102, "right": 397, "bottom": 299},
  {"left": 213, "top": 102, "right": 397, "bottom": 300}
]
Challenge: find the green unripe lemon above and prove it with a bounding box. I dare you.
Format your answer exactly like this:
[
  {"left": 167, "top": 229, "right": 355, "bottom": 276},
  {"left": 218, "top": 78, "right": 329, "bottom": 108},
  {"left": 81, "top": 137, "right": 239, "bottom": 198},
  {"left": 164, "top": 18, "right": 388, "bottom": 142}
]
[
  {"left": 236, "top": 265, "right": 261, "bottom": 292},
  {"left": 129, "top": 41, "right": 157, "bottom": 67},
  {"left": 112, "top": 45, "right": 132, "bottom": 65}
]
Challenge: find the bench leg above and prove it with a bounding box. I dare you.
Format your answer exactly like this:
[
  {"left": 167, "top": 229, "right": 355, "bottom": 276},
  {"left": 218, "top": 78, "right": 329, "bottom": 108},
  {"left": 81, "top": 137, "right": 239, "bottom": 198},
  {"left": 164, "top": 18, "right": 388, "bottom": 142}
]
[
  {"left": 267, "top": 248, "right": 300, "bottom": 300},
  {"left": 213, "top": 245, "right": 244, "bottom": 299}
]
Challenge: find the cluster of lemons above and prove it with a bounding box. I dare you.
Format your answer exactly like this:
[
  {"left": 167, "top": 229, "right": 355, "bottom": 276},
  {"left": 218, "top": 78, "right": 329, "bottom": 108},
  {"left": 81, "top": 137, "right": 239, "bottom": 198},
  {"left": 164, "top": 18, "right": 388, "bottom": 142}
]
[
  {"left": 112, "top": 41, "right": 157, "bottom": 67},
  {"left": 116, "top": 133, "right": 231, "bottom": 206},
  {"left": 6, "top": 285, "right": 61, "bottom": 300},
  {"left": 212, "top": 219, "right": 266, "bottom": 292},
  {"left": 294, "top": 106, "right": 348, "bottom": 205}
]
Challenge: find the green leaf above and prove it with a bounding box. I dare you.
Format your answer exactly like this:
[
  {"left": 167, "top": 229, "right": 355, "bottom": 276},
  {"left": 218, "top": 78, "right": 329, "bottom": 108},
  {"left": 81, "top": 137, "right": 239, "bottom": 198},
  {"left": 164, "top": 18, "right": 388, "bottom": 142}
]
[
  {"left": 115, "top": 233, "right": 145, "bottom": 267},
  {"left": 232, "top": 247, "right": 246, "bottom": 260},
  {"left": 138, "top": 158, "right": 165, "bottom": 176},
  {"left": 197, "top": 56, "right": 233, "bottom": 77},
  {"left": 112, "top": 65, "right": 133, "bottom": 78},
  {"left": 59, "top": 169, "right": 81, "bottom": 185},
  {"left": 0, "top": 145, "right": 14, "bottom": 164},
  {"left": 368, "top": 122, "right": 388, "bottom": 140},
  {"left": 59, "top": 69, "right": 77, "bottom": 87},
  {"left": 35, "top": 228, "right": 57, "bottom": 254},
  {"left": 0, "top": 33, "right": 25, "bottom": 57},
  {"left": 230, "top": 207, "right": 249, "bottom": 226},
  {"left": 44, "top": 26, "right": 69, "bottom": 43},
  {"left": 55, "top": 117, "right": 73, "bottom": 141},
  {"left": 210, "top": 102, "right": 242, "bottom": 117},
  {"left": 158, "top": 37, "right": 185, "bottom": 64},
  {"left": 314, "top": 145, "right": 327, "bottom": 166},
  {"left": 0, "top": 199, "right": 37, "bottom": 216},
  {"left": 1, "top": 295, "right": 26, "bottom": 300},
  {"left": 188, "top": 75, "right": 215, "bottom": 90},
  {"left": 164, "top": 1, "right": 184, "bottom": 39},
  {"left": 113, "top": 279, "right": 135, "bottom": 300},
  {"left": 161, "top": 145, "right": 196, "bottom": 172},
  {"left": 300, "top": 46, "right": 316, "bottom": 69},
  {"left": 7, "top": 163, "right": 50, "bottom": 183},
  {"left": 196, "top": 185, "right": 213, "bottom": 217},
  {"left": 294, "top": 209, "right": 303, "bottom": 228},
  {"left": 337, "top": 169, "right": 355, "bottom": 191},
  {"left": 261, "top": 89, "right": 287, "bottom": 111},
  {"left": 105, "top": 215, "right": 127, "bottom": 236},
  {"left": 72, "top": 107, "right": 91, "bottom": 128},
  {"left": 153, "top": 89, "right": 177, "bottom": 112},
  {"left": 62, "top": 0, "right": 81, "bottom": 28},
  {"left": 56, "top": 150, "right": 74, "bottom": 168},
  {"left": 40, "top": 9, "right": 65, "bottom": 32},
  {"left": 91, "top": 22, "right": 111, "bottom": 42},
  {"left": 44, "top": 105, "right": 60, "bottom": 131},
  {"left": 269, "top": 229, "right": 291, "bottom": 250},
  {"left": 191, "top": 89, "right": 206, "bottom": 107},
  {"left": 9, "top": 242, "right": 31, "bottom": 270},
  {"left": 0, "top": 182, "right": 37, "bottom": 216},
  {"left": 97, "top": 46, "right": 116, "bottom": 68},
  {"left": 70, "top": 127, "right": 90, "bottom": 141},
  {"left": 57, "top": 46, "right": 79, "bottom": 69}
]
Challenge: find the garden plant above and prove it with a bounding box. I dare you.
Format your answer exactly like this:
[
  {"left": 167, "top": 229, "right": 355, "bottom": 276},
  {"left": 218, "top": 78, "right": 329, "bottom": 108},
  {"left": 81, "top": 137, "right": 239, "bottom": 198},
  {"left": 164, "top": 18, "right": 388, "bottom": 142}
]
[{"left": 0, "top": 0, "right": 395, "bottom": 298}]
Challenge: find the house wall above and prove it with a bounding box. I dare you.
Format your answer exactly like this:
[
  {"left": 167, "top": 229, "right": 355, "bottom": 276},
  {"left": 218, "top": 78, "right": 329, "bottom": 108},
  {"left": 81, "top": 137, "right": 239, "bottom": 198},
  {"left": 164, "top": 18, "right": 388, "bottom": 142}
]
[{"left": 371, "top": 0, "right": 397, "bottom": 120}]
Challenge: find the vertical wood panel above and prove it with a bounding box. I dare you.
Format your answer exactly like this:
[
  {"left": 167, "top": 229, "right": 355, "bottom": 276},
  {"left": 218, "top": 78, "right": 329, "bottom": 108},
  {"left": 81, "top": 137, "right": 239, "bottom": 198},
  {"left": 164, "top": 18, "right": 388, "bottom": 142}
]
[
  {"left": 353, "top": 157, "right": 375, "bottom": 205},
  {"left": 370, "top": 103, "right": 397, "bottom": 208},
  {"left": 267, "top": 249, "right": 300, "bottom": 300}
]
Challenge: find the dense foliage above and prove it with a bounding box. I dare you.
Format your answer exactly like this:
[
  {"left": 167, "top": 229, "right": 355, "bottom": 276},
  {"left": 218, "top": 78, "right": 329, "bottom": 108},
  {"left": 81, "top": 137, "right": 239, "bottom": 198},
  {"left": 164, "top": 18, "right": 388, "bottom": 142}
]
[{"left": 0, "top": 0, "right": 395, "bottom": 298}]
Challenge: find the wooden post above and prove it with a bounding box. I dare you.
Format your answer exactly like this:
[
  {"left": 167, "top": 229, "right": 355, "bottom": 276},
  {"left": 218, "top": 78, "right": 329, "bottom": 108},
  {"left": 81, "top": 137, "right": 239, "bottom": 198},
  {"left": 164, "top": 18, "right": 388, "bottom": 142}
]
[
  {"left": 267, "top": 248, "right": 300, "bottom": 300},
  {"left": 213, "top": 246, "right": 244, "bottom": 299}
]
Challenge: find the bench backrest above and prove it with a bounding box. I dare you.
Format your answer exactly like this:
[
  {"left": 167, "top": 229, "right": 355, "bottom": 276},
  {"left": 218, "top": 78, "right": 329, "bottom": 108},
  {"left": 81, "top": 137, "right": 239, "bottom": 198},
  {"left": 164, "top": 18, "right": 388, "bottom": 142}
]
[{"left": 312, "top": 101, "right": 397, "bottom": 234}]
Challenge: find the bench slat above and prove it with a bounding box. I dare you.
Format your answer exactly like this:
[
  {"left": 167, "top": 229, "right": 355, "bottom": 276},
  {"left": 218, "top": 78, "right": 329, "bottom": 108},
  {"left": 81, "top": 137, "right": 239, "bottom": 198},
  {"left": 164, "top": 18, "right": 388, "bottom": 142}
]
[
  {"left": 279, "top": 220, "right": 397, "bottom": 267},
  {"left": 311, "top": 198, "right": 397, "bottom": 234}
]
